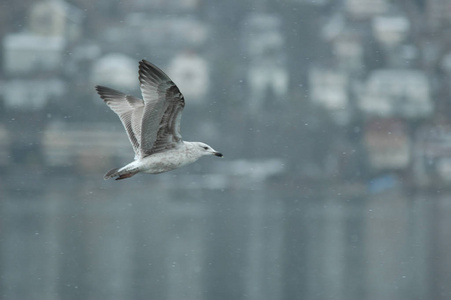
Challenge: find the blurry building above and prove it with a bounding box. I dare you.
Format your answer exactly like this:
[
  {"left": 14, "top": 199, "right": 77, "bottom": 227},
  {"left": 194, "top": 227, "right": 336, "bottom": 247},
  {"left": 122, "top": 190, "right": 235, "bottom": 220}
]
[
  {"left": 322, "top": 13, "right": 345, "bottom": 41},
  {"left": 321, "top": 14, "right": 364, "bottom": 74},
  {"left": 372, "top": 15, "right": 410, "bottom": 48},
  {"left": 0, "top": 1, "right": 82, "bottom": 168},
  {"left": 42, "top": 122, "right": 131, "bottom": 172},
  {"left": 91, "top": 53, "right": 137, "bottom": 91},
  {"left": 289, "top": 0, "right": 330, "bottom": 5},
  {"left": 3, "top": 0, "right": 82, "bottom": 75},
  {"left": 132, "top": 0, "right": 201, "bottom": 11},
  {"left": 332, "top": 32, "right": 364, "bottom": 74},
  {"left": 372, "top": 15, "right": 414, "bottom": 67},
  {"left": 441, "top": 51, "right": 451, "bottom": 73},
  {"left": 247, "top": 62, "right": 289, "bottom": 111},
  {"left": 167, "top": 52, "right": 209, "bottom": 104},
  {"left": 29, "top": 0, "right": 83, "bottom": 42},
  {"left": 0, "top": 79, "right": 66, "bottom": 110},
  {"left": 359, "top": 69, "right": 432, "bottom": 119},
  {"left": 426, "top": 0, "right": 451, "bottom": 29},
  {"left": 3, "top": 34, "right": 65, "bottom": 76},
  {"left": 440, "top": 52, "right": 451, "bottom": 106},
  {"left": 364, "top": 119, "right": 410, "bottom": 171},
  {"left": 309, "top": 67, "right": 350, "bottom": 124},
  {"left": 1, "top": 0, "right": 82, "bottom": 104},
  {"left": 243, "top": 13, "right": 284, "bottom": 58},
  {"left": 0, "top": 125, "right": 10, "bottom": 166},
  {"left": 413, "top": 125, "right": 451, "bottom": 188},
  {"left": 102, "top": 14, "right": 209, "bottom": 60},
  {"left": 242, "top": 13, "right": 289, "bottom": 112},
  {"left": 345, "top": 0, "right": 390, "bottom": 19}
]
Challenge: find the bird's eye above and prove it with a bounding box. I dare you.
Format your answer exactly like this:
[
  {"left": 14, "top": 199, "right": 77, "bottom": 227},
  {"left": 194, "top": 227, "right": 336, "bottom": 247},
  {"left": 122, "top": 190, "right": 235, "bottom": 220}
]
[{"left": 203, "top": 147, "right": 208, "bottom": 150}]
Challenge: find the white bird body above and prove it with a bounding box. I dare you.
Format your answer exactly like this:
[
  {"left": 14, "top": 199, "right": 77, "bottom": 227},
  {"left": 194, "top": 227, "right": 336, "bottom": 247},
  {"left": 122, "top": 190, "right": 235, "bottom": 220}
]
[
  {"left": 96, "top": 60, "right": 222, "bottom": 180},
  {"left": 114, "top": 141, "right": 217, "bottom": 176}
]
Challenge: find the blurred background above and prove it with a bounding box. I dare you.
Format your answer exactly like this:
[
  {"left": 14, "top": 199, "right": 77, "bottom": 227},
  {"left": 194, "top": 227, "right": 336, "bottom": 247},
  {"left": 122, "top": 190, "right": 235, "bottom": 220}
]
[{"left": 1, "top": 0, "right": 451, "bottom": 299}]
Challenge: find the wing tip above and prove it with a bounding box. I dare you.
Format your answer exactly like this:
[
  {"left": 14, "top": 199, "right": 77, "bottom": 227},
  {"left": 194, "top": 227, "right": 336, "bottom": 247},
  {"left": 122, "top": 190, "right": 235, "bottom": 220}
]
[
  {"left": 95, "top": 85, "right": 110, "bottom": 97},
  {"left": 95, "top": 85, "right": 107, "bottom": 100},
  {"left": 138, "top": 59, "right": 169, "bottom": 82},
  {"left": 95, "top": 85, "right": 127, "bottom": 101}
]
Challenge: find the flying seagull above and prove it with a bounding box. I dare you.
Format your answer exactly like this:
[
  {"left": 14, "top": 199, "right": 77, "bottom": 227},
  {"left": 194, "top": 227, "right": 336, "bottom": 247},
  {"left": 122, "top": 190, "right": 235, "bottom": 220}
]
[{"left": 96, "top": 59, "right": 223, "bottom": 180}]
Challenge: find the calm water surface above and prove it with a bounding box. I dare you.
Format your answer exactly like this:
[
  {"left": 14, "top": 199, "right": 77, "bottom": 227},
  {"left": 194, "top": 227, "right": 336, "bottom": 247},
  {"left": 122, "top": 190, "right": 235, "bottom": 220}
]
[{"left": 1, "top": 173, "right": 450, "bottom": 300}]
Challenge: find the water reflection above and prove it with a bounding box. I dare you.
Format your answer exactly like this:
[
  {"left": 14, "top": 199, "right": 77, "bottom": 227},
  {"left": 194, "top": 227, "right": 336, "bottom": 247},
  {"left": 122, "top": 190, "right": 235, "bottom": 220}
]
[{"left": 1, "top": 173, "right": 450, "bottom": 300}]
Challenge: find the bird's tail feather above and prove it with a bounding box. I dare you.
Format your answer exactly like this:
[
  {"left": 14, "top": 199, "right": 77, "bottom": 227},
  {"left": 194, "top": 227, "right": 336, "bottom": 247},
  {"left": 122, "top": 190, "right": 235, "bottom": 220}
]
[{"left": 104, "top": 167, "right": 139, "bottom": 180}]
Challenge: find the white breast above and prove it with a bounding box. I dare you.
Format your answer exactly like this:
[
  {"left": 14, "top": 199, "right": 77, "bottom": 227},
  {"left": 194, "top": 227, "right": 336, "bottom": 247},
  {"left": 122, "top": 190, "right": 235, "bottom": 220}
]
[{"left": 139, "top": 146, "right": 200, "bottom": 174}]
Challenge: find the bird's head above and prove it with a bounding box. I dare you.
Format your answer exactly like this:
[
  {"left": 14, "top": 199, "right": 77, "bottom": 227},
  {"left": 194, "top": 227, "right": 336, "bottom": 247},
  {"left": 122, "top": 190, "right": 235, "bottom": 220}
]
[{"left": 194, "top": 142, "right": 223, "bottom": 158}]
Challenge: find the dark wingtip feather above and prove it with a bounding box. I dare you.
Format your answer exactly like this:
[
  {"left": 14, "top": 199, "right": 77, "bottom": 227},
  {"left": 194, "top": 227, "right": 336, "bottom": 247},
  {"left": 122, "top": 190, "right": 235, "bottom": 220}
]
[
  {"left": 95, "top": 86, "right": 127, "bottom": 103},
  {"left": 95, "top": 85, "right": 108, "bottom": 96},
  {"left": 138, "top": 59, "right": 170, "bottom": 82},
  {"left": 95, "top": 85, "right": 103, "bottom": 94},
  {"left": 95, "top": 85, "right": 112, "bottom": 94}
]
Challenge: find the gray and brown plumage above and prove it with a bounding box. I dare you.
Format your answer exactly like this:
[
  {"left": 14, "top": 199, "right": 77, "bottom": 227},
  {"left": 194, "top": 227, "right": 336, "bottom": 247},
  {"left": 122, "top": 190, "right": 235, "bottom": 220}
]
[{"left": 96, "top": 59, "right": 222, "bottom": 180}]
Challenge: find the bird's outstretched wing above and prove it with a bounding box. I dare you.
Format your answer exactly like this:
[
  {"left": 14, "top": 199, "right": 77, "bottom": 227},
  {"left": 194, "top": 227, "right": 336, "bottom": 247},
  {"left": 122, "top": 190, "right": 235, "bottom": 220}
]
[
  {"left": 95, "top": 85, "right": 144, "bottom": 159},
  {"left": 138, "top": 60, "right": 185, "bottom": 156}
]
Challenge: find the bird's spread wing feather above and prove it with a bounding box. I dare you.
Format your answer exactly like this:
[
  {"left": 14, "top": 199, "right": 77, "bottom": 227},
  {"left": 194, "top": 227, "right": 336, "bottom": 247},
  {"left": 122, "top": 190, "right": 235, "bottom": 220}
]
[
  {"left": 95, "top": 85, "right": 144, "bottom": 158},
  {"left": 148, "top": 85, "right": 185, "bottom": 154},
  {"left": 138, "top": 60, "right": 185, "bottom": 156}
]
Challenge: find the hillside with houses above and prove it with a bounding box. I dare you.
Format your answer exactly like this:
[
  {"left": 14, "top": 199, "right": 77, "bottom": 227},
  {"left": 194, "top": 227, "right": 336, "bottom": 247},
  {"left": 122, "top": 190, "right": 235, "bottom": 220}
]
[{"left": 1, "top": 0, "right": 451, "bottom": 190}]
